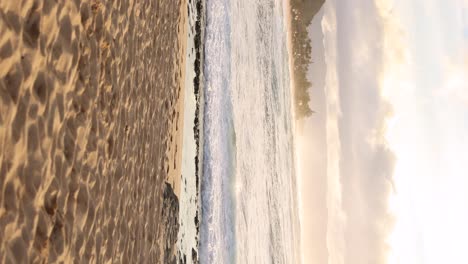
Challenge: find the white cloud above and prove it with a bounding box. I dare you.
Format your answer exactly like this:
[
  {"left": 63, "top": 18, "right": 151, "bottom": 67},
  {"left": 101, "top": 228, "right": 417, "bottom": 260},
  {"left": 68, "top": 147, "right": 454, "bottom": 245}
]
[
  {"left": 434, "top": 55, "right": 468, "bottom": 105},
  {"left": 304, "top": 0, "right": 467, "bottom": 263},
  {"left": 321, "top": 2, "right": 346, "bottom": 264},
  {"left": 320, "top": 0, "right": 403, "bottom": 263},
  {"left": 379, "top": 1, "right": 468, "bottom": 264}
]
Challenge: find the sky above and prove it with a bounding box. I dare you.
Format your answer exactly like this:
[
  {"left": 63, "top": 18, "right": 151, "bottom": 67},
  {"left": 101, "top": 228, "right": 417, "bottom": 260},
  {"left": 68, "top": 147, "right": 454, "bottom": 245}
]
[{"left": 297, "top": 0, "right": 468, "bottom": 263}]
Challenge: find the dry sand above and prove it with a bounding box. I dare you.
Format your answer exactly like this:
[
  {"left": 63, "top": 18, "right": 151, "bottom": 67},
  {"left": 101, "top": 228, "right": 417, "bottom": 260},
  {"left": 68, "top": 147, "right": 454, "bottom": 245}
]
[{"left": 0, "top": 0, "right": 187, "bottom": 262}]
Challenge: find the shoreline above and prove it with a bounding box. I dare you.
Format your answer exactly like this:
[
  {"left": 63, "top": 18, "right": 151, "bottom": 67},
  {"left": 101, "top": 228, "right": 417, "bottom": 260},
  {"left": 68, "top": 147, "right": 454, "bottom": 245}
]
[
  {"left": 285, "top": 0, "right": 305, "bottom": 263},
  {"left": 285, "top": 0, "right": 297, "bottom": 121},
  {"left": 176, "top": 0, "right": 205, "bottom": 262},
  {"left": 166, "top": 0, "right": 189, "bottom": 199}
]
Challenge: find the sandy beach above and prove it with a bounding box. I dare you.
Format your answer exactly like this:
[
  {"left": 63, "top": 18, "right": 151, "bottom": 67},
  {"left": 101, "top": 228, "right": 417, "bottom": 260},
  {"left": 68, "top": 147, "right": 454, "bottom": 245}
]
[{"left": 0, "top": 0, "right": 187, "bottom": 262}]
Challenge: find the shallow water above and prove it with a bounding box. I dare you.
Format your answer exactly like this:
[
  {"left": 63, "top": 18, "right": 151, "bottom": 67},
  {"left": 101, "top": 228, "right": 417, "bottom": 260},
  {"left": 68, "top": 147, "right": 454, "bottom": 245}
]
[{"left": 200, "top": 0, "right": 301, "bottom": 263}]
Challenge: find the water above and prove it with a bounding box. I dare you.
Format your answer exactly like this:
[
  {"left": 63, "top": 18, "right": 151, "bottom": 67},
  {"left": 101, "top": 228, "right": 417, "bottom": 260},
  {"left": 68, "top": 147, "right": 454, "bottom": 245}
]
[{"left": 200, "top": 0, "right": 301, "bottom": 263}]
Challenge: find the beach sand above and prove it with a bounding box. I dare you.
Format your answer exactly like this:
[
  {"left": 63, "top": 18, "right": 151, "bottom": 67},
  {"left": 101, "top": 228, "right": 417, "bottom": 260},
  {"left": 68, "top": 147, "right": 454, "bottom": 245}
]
[{"left": 0, "top": 0, "right": 187, "bottom": 262}]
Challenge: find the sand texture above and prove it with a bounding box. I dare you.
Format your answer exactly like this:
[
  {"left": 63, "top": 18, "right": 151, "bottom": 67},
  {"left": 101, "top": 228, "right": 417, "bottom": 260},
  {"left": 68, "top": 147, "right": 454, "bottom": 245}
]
[{"left": 0, "top": 0, "right": 186, "bottom": 263}]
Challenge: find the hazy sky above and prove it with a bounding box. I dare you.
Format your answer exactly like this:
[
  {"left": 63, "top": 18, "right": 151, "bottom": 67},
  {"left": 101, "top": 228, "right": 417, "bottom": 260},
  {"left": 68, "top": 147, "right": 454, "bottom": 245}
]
[{"left": 298, "top": 0, "right": 468, "bottom": 263}]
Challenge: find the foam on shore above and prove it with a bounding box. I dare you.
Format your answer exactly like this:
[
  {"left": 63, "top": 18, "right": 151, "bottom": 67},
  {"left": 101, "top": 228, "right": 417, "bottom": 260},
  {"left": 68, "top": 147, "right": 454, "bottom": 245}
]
[{"left": 176, "top": 0, "right": 205, "bottom": 262}]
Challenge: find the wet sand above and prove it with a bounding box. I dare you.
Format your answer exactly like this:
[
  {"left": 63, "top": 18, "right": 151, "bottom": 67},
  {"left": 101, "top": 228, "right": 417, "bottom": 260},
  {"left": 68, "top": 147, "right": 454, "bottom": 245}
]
[
  {"left": 0, "top": 0, "right": 186, "bottom": 262},
  {"left": 177, "top": 0, "right": 205, "bottom": 262}
]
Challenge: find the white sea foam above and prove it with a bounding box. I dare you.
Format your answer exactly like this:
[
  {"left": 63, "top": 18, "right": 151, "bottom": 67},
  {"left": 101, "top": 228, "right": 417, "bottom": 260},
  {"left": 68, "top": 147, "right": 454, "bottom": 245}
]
[
  {"left": 177, "top": 0, "right": 204, "bottom": 262},
  {"left": 200, "top": 0, "right": 301, "bottom": 263}
]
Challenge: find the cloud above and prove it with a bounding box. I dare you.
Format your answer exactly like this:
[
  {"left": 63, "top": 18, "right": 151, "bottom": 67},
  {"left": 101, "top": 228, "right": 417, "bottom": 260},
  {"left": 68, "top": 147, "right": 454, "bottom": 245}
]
[
  {"left": 321, "top": 2, "right": 346, "bottom": 264},
  {"left": 435, "top": 58, "right": 468, "bottom": 105},
  {"left": 435, "top": 9, "right": 468, "bottom": 106},
  {"left": 321, "top": 0, "right": 404, "bottom": 263}
]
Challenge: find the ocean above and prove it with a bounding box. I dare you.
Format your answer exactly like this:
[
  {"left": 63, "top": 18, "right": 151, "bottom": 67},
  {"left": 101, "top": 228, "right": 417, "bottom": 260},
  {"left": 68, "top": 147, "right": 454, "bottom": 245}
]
[{"left": 200, "top": 0, "right": 301, "bottom": 263}]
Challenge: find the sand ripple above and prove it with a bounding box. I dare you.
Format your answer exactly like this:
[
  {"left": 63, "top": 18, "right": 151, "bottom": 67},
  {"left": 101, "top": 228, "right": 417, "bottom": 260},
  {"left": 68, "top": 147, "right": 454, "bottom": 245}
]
[{"left": 0, "top": 0, "right": 186, "bottom": 262}]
